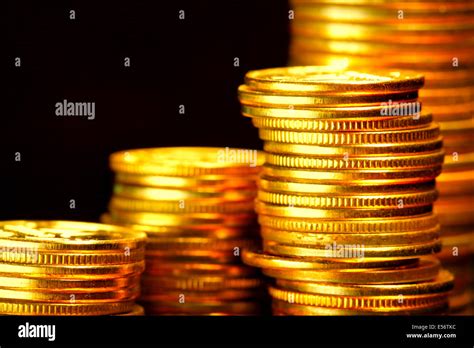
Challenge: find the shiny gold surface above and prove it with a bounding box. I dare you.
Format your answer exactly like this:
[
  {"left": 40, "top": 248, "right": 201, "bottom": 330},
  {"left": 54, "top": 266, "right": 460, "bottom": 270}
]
[
  {"left": 285, "top": 0, "right": 474, "bottom": 314},
  {"left": 110, "top": 147, "right": 264, "bottom": 176},
  {"left": 244, "top": 66, "right": 424, "bottom": 93},
  {"left": 105, "top": 147, "right": 264, "bottom": 315},
  {"left": 0, "top": 220, "right": 146, "bottom": 251},
  {"left": 0, "top": 220, "right": 145, "bottom": 315},
  {"left": 239, "top": 63, "right": 454, "bottom": 315}
]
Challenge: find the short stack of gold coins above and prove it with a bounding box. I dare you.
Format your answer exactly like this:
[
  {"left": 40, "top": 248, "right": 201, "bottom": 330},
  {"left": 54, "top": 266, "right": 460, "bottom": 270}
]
[
  {"left": 288, "top": 0, "right": 474, "bottom": 313},
  {"left": 239, "top": 66, "right": 455, "bottom": 315},
  {"left": 103, "top": 147, "right": 266, "bottom": 315},
  {"left": 0, "top": 221, "right": 146, "bottom": 316}
]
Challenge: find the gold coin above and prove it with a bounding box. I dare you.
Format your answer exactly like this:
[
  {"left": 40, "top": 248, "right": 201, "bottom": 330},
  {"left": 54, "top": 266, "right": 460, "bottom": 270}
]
[
  {"left": 243, "top": 104, "right": 426, "bottom": 120},
  {"left": 419, "top": 70, "right": 474, "bottom": 88},
  {"left": 276, "top": 270, "right": 454, "bottom": 296},
  {"left": 101, "top": 214, "right": 256, "bottom": 239},
  {"left": 437, "top": 170, "right": 474, "bottom": 196},
  {"left": 258, "top": 213, "right": 438, "bottom": 233},
  {"left": 110, "top": 147, "right": 264, "bottom": 176},
  {"left": 441, "top": 229, "right": 474, "bottom": 248},
  {"left": 114, "top": 172, "right": 258, "bottom": 190},
  {"left": 141, "top": 275, "right": 262, "bottom": 291},
  {"left": 291, "top": 2, "right": 474, "bottom": 22},
  {"left": 259, "top": 125, "right": 439, "bottom": 145},
  {"left": 0, "top": 275, "right": 140, "bottom": 292},
  {"left": 290, "top": 43, "right": 473, "bottom": 68},
  {"left": 258, "top": 189, "right": 437, "bottom": 209},
  {"left": 434, "top": 114, "right": 474, "bottom": 127},
  {"left": 441, "top": 134, "right": 474, "bottom": 153},
  {"left": 420, "top": 85, "right": 474, "bottom": 103},
  {"left": 291, "top": 37, "right": 474, "bottom": 62},
  {"left": 143, "top": 300, "right": 260, "bottom": 316},
  {"left": 263, "top": 138, "right": 443, "bottom": 156},
  {"left": 0, "top": 261, "right": 145, "bottom": 280},
  {"left": 449, "top": 290, "right": 473, "bottom": 312},
  {"left": 145, "top": 249, "right": 241, "bottom": 262},
  {"left": 145, "top": 261, "right": 258, "bottom": 277},
  {"left": 443, "top": 142, "right": 474, "bottom": 155},
  {"left": 291, "top": 0, "right": 474, "bottom": 11},
  {"left": 272, "top": 299, "right": 448, "bottom": 316},
  {"left": 0, "top": 300, "right": 135, "bottom": 316},
  {"left": 116, "top": 304, "right": 145, "bottom": 316},
  {"left": 259, "top": 177, "right": 436, "bottom": 194},
  {"left": 0, "top": 286, "right": 140, "bottom": 302},
  {"left": 289, "top": 51, "right": 471, "bottom": 71},
  {"left": 262, "top": 257, "right": 440, "bottom": 284},
  {"left": 438, "top": 232, "right": 474, "bottom": 260},
  {"left": 113, "top": 183, "right": 256, "bottom": 201},
  {"left": 239, "top": 84, "right": 419, "bottom": 107},
  {"left": 435, "top": 196, "right": 474, "bottom": 226},
  {"left": 291, "top": 21, "right": 474, "bottom": 45},
  {"left": 140, "top": 289, "right": 259, "bottom": 302},
  {"left": 263, "top": 239, "right": 441, "bottom": 258},
  {"left": 428, "top": 102, "right": 474, "bottom": 122},
  {"left": 264, "top": 150, "right": 444, "bottom": 170},
  {"left": 244, "top": 66, "right": 424, "bottom": 93},
  {"left": 0, "top": 220, "right": 147, "bottom": 251},
  {"left": 242, "top": 249, "right": 418, "bottom": 270},
  {"left": 256, "top": 201, "right": 433, "bottom": 219},
  {"left": 146, "top": 236, "right": 257, "bottom": 251},
  {"left": 440, "top": 124, "right": 474, "bottom": 139},
  {"left": 450, "top": 305, "right": 474, "bottom": 316},
  {"left": 261, "top": 165, "right": 441, "bottom": 184},
  {"left": 109, "top": 210, "right": 256, "bottom": 228},
  {"left": 269, "top": 286, "right": 449, "bottom": 310},
  {"left": 261, "top": 226, "right": 440, "bottom": 246},
  {"left": 439, "top": 119, "right": 474, "bottom": 133},
  {"left": 0, "top": 247, "right": 145, "bottom": 266},
  {"left": 109, "top": 196, "right": 255, "bottom": 214},
  {"left": 250, "top": 113, "right": 433, "bottom": 132}
]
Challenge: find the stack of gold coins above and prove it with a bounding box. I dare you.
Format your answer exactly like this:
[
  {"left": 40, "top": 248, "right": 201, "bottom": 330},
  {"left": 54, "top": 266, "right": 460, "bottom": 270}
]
[
  {"left": 288, "top": 0, "right": 474, "bottom": 313},
  {"left": 0, "top": 221, "right": 146, "bottom": 316},
  {"left": 104, "top": 147, "right": 265, "bottom": 315},
  {"left": 239, "top": 66, "right": 455, "bottom": 315}
]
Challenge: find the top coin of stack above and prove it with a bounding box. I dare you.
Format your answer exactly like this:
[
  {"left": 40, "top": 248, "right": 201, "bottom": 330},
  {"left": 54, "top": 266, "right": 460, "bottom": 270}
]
[
  {"left": 288, "top": 0, "right": 474, "bottom": 312},
  {"left": 0, "top": 220, "right": 146, "bottom": 315},
  {"left": 104, "top": 147, "right": 266, "bottom": 315},
  {"left": 239, "top": 66, "right": 454, "bottom": 315}
]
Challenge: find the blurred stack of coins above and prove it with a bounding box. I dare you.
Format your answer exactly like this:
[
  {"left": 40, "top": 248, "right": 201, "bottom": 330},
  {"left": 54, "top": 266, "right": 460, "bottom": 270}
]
[
  {"left": 0, "top": 221, "right": 146, "bottom": 316},
  {"left": 239, "top": 66, "right": 454, "bottom": 315},
  {"left": 289, "top": 0, "right": 474, "bottom": 313},
  {"left": 103, "top": 147, "right": 265, "bottom": 315}
]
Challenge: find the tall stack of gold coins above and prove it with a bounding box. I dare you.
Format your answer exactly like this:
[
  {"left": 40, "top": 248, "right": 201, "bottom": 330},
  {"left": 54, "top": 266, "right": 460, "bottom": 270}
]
[
  {"left": 289, "top": 0, "right": 474, "bottom": 313},
  {"left": 0, "top": 221, "right": 146, "bottom": 316},
  {"left": 103, "top": 147, "right": 265, "bottom": 315},
  {"left": 239, "top": 66, "right": 454, "bottom": 315}
]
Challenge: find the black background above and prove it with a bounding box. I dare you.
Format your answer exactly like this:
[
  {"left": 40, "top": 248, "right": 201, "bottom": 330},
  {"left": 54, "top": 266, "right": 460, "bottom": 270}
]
[
  {"left": 0, "top": 315, "right": 472, "bottom": 346},
  {"left": 5, "top": 0, "right": 290, "bottom": 221}
]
